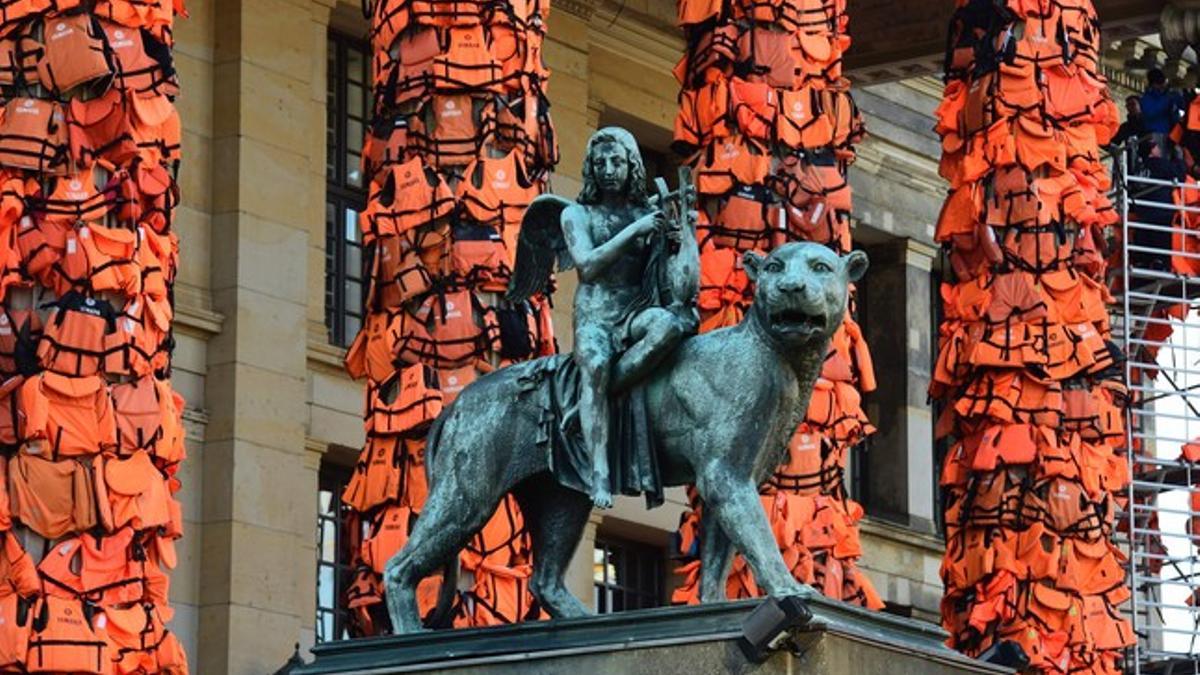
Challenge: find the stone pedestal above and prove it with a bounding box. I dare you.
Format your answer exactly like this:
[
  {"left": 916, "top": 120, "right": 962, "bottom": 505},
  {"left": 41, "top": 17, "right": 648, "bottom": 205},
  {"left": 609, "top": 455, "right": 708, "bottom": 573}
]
[{"left": 293, "top": 597, "right": 1010, "bottom": 675}]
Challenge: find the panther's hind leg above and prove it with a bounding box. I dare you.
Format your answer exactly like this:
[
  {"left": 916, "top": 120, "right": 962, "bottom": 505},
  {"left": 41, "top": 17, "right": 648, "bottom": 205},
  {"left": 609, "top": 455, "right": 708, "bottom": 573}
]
[
  {"left": 514, "top": 476, "right": 593, "bottom": 618},
  {"left": 385, "top": 470, "right": 497, "bottom": 633}
]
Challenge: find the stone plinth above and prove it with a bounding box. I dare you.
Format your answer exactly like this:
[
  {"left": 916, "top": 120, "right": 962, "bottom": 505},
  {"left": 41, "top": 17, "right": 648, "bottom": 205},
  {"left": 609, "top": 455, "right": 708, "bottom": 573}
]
[{"left": 294, "top": 597, "right": 1010, "bottom": 675}]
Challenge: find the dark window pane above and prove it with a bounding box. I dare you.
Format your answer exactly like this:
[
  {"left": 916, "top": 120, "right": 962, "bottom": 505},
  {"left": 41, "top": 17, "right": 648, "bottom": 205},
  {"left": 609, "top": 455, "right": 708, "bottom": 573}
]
[{"left": 324, "top": 32, "right": 370, "bottom": 348}]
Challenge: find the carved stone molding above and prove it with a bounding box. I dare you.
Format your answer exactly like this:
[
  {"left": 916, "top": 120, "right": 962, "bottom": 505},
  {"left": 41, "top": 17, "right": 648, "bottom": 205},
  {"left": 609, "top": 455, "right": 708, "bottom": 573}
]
[{"left": 556, "top": 0, "right": 594, "bottom": 20}]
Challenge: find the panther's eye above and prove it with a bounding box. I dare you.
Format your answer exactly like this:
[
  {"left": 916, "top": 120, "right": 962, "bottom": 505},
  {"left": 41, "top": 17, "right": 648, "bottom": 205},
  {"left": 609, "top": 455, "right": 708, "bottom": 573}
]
[
  {"left": 765, "top": 260, "right": 784, "bottom": 273},
  {"left": 811, "top": 260, "right": 833, "bottom": 274}
]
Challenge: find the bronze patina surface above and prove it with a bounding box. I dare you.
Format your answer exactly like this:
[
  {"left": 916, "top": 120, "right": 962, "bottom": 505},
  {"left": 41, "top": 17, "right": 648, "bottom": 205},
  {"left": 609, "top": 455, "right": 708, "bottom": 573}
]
[{"left": 383, "top": 128, "right": 869, "bottom": 634}]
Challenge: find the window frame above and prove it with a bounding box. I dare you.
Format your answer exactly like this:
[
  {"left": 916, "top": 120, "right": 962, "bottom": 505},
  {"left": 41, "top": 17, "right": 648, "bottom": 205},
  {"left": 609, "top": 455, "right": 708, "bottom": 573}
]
[
  {"left": 324, "top": 31, "right": 371, "bottom": 348},
  {"left": 315, "top": 461, "right": 355, "bottom": 644},
  {"left": 592, "top": 536, "right": 666, "bottom": 614}
]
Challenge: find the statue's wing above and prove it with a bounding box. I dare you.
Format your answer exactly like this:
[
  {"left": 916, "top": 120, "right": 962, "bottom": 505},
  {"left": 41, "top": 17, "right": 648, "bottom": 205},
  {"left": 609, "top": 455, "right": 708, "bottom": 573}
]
[{"left": 507, "top": 194, "right": 575, "bottom": 303}]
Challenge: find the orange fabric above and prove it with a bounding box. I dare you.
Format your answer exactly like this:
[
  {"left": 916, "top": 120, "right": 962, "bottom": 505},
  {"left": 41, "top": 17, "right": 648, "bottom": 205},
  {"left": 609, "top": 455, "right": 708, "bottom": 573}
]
[
  {"left": 95, "top": 450, "right": 172, "bottom": 532},
  {"left": 111, "top": 375, "right": 166, "bottom": 456},
  {"left": 456, "top": 150, "right": 538, "bottom": 228},
  {"left": 39, "top": 528, "right": 145, "bottom": 605},
  {"left": 7, "top": 453, "right": 97, "bottom": 539},
  {"left": 369, "top": 363, "right": 444, "bottom": 435},
  {"left": 0, "top": 97, "right": 69, "bottom": 174},
  {"left": 37, "top": 14, "right": 112, "bottom": 93},
  {"left": 694, "top": 136, "right": 770, "bottom": 196},
  {"left": 360, "top": 157, "right": 455, "bottom": 242},
  {"left": 18, "top": 371, "right": 116, "bottom": 458},
  {"left": 26, "top": 595, "right": 110, "bottom": 674}
]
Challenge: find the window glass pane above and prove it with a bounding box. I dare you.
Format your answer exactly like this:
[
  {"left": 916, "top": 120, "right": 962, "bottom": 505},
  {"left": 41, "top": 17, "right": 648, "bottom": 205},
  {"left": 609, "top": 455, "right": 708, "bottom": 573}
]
[
  {"left": 346, "top": 153, "right": 364, "bottom": 188},
  {"left": 344, "top": 280, "right": 362, "bottom": 315},
  {"left": 344, "top": 246, "right": 363, "bottom": 282},
  {"left": 347, "top": 47, "right": 365, "bottom": 84},
  {"left": 343, "top": 315, "right": 362, "bottom": 342},
  {"left": 318, "top": 565, "right": 335, "bottom": 607},
  {"left": 325, "top": 32, "right": 370, "bottom": 349},
  {"left": 348, "top": 84, "right": 365, "bottom": 119}
]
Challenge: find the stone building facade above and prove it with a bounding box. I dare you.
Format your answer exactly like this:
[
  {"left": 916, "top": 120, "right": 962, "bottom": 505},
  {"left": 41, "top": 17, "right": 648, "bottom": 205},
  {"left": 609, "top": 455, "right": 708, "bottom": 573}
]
[{"left": 164, "top": 1, "right": 1159, "bottom": 673}]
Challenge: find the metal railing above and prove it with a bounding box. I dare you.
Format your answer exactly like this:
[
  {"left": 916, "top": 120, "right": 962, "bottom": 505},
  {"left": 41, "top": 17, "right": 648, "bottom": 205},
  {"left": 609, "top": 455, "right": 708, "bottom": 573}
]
[{"left": 1116, "top": 144, "right": 1200, "bottom": 675}]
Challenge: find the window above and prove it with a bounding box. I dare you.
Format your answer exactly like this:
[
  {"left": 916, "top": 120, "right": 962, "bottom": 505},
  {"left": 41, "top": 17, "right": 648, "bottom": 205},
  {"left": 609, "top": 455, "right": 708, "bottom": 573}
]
[
  {"left": 315, "top": 463, "right": 354, "bottom": 643},
  {"left": 592, "top": 537, "right": 665, "bottom": 613},
  {"left": 325, "top": 32, "right": 371, "bottom": 347}
]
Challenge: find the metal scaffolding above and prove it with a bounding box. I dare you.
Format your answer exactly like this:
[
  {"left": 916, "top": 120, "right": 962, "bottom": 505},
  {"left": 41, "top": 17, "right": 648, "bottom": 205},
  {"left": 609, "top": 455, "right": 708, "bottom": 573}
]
[{"left": 1116, "top": 148, "right": 1200, "bottom": 675}]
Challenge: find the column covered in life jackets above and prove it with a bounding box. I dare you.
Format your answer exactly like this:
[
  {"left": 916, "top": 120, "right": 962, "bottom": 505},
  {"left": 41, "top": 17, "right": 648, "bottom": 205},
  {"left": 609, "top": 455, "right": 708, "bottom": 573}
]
[
  {"left": 669, "top": 0, "right": 882, "bottom": 609},
  {"left": 0, "top": 2, "right": 190, "bottom": 673},
  {"left": 932, "top": 1, "right": 1132, "bottom": 672},
  {"left": 342, "top": 0, "right": 559, "bottom": 634}
]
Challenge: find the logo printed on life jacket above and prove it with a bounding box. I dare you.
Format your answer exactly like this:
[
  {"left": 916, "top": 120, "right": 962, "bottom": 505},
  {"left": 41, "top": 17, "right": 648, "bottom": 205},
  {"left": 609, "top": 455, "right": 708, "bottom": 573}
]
[
  {"left": 720, "top": 142, "right": 739, "bottom": 159},
  {"left": 443, "top": 100, "right": 463, "bottom": 118},
  {"left": 791, "top": 101, "right": 804, "bottom": 117},
  {"left": 445, "top": 300, "right": 462, "bottom": 319},
  {"left": 491, "top": 168, "right": 511, "bottom": 190},
  {"left": 110, "top": 30, "right": 133, "bottom": 49},
  {"left": 15, "top": 100, "right": 38, "bottom": 115}
]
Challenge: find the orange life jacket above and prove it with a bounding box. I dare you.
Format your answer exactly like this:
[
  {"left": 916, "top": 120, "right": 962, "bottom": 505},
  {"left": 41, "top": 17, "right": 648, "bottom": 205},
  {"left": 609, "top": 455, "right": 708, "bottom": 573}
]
[
  {"left": 68, "top": 87, "right": 138, "bottom": 167},
  {"left": 776, "top": 86, "right": 832, "bottom": 149},
  {"left": 694, "top": 135, "right": 770, "bottom": 196},
  {"left": 26, "top": 595, "right": 110, "bottom": 674},
  {"left": 104, "top": 602, "right": 186, "bottom": 674},
  {"left": 39, "top": 528, "right": 145, "bottom": 605},
  {"left": 0, "top": 20, "right": 40, "bottom": 88},
  {"left": 102, "top": 21, "right": 177, "bottom": 97},
  {"left": 111, "top": 375, "right": 165, "bottom": 455},
  {"left": 449, "top": 222, "right": 509, "bottom": 292},
  {"left": 431, "top": 26, "right": 503, "bottom": 92},
  {"left": 8, "top": 452, "right": 97, "bottom": 539},
  {"left": 0, "top": 593, "right": 33, "bottom": 670},
  {"left": 436, "top": 359, "right": 492, "bottom": 405},
  {"left": 342, "top": 436, "right": 403, "bottom": 512},
  {"left": 393, "top": 289, "right": 499, "bottom": 369},
  {"left": 343, "top": 311, "right": 398, "bottom": 383},
  {"left": 702, "top": 183, "right": 776, "bottom": 250},
  {"left": 360, "top": 157, "right": 455, "bottom": 243},
  {"left": 127, "top": 92, "right": 180, "bottom": 163},
  {"left": 95, "top": 450, "right": 172, "bottom": 531},
  {"left": 456, "top": 150, "right": 538, "bottom": 228},
  {"left": 19, "top": 371, "right": 116, "bottom": 458},
  {"left": 0, "top": 532, "right": 40, "bottom": 598},
  {"left": 367, "top": 363, "right": 443, "bottom": 436},
  {"left": 0, "top": 97, "right": 70, "bottom": 174},
  {"left": 35, "top": 168, "right": 111, "bottom": 224},
  {"left": 36, "top": 13, "right": 113, "bottom": 94},
  {"left": 729, "top": 77, "right": 777, "bottom": 142},
  {"left": 673, "top": 78, "right": 730, "bottom": 153}
]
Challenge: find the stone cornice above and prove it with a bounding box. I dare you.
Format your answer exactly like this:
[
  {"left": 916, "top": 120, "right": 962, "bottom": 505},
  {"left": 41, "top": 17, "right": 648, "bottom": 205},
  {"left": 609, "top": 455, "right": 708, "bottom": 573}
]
[
  {"left": 588, "top": 3, "right": 682, "bottom": 76},
  {"left": 556, "top": 0, "right": 594, "bottom": 20}
]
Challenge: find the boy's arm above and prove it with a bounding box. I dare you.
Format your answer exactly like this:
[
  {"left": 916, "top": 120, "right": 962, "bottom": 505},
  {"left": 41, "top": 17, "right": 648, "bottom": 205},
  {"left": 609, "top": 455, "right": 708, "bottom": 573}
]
[{"left": 563, "top": 204, "right": 662, "bottom": 284}]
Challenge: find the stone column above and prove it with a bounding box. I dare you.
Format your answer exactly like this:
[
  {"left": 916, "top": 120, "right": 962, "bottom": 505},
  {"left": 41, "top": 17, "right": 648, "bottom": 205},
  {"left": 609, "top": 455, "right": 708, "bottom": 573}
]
[
  {"left": 861, "top": 239, "right": 937, "bottom": 534},
  {"left": 199, "top": 1, "right": 333, "bottom": 672}
]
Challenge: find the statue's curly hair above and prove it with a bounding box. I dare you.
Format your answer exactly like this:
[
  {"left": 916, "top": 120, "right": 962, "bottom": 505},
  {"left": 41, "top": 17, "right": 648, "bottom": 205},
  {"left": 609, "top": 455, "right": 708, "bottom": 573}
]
[{"left": 577, "top": 127, "right": 651, "bottom": 207}]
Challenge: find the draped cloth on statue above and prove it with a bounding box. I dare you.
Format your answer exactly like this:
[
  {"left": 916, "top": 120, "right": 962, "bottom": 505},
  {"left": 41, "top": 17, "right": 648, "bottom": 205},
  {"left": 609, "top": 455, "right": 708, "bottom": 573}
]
[{"left": 517, "top": 355, "right": 664, "bottom": 508}]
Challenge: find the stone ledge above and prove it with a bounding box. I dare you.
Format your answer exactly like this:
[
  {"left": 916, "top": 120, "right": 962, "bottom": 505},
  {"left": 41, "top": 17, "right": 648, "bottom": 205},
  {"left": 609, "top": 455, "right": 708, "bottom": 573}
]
[{"left": 294, "top": 596, "right": 1009, "bottom": 675}]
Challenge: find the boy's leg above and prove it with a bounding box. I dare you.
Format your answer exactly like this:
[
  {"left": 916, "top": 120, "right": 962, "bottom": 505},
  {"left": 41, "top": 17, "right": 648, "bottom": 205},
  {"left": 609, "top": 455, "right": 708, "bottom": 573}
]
[{"left": 574, "top": 325, "right": 615, "bottom": 509}]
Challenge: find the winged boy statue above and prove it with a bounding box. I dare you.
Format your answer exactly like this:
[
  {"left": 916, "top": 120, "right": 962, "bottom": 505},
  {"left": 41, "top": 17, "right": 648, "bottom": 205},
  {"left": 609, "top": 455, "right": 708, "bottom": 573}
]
[{"left": 507, "top": 127, "right": 700, "bottom": 508}]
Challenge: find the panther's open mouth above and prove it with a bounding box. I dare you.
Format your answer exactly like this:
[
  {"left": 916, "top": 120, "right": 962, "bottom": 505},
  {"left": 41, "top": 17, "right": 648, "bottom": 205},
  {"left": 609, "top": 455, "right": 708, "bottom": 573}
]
[{"left": 769, "top": 307, "right": 826, "bottom": 335}]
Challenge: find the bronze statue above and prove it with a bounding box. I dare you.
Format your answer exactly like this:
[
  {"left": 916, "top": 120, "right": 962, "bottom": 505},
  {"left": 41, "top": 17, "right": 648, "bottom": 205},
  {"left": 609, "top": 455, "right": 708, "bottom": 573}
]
[
  {"left": 382, "top": 128, "right": 869, "bottom": 633},
  {"left": 507, "top": 127, "right": 699, "bottom": 508}
]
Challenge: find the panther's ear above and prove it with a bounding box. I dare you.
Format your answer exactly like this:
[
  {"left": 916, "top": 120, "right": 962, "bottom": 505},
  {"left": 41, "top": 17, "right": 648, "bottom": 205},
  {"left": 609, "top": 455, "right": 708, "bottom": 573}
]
[
  {"left": 742, "top": 250, "right": 766, "bottom": 282},
  {"left": 843, "top": 250, "right": 869, "bottom": 282}
]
